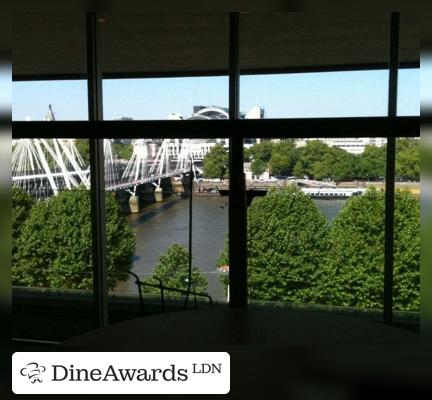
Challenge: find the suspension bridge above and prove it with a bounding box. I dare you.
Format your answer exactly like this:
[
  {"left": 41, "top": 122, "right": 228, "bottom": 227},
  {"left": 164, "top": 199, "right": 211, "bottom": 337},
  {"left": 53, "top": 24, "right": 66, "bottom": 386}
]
[
  {"left": 12, "top": 137, "right": 199, "bottom": 199},
  {"left": 12, "top": 104, "right": 255, "bottom": 200}
]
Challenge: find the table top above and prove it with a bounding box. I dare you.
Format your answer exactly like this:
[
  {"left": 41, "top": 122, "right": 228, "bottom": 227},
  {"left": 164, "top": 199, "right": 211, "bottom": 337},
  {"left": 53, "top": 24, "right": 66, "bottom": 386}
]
[{"left": 62, "top": 306, "right": 419, "bottom": 349}]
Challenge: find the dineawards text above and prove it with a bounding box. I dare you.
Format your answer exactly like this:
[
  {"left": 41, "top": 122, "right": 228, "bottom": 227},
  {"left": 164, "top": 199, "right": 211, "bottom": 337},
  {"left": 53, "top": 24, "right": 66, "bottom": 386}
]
[{"left": 52, "top": 364, "right": 189, "bottom": 382}]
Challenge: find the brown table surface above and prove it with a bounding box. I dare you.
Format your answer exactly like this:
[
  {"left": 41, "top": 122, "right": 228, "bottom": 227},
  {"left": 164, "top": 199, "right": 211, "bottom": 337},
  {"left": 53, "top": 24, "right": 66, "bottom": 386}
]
[{"left": 63, "top": 306, "right": 420, "bottom": 348}]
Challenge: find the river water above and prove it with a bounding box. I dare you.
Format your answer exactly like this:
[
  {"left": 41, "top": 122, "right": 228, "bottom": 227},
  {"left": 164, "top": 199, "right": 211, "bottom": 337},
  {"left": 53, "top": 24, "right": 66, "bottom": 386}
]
[{"left": 115, "top": 194, "right": 346, "bottom": 301}]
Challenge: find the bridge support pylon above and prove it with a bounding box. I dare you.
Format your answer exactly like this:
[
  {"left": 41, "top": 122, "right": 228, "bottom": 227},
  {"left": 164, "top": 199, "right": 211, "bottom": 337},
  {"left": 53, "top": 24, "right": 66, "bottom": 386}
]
[
  {"left": 129, "top": 195, "right": 140, "bottom": 213},
  {"left": 154, "top": 187, "right": 163, "bottom": 202}
]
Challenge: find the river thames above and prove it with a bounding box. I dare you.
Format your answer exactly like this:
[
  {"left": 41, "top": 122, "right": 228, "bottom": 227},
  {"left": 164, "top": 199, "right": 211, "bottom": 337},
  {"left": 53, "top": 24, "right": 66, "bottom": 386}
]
[{"left": 115, "top": 194, "right": 347, "bottom": 301}]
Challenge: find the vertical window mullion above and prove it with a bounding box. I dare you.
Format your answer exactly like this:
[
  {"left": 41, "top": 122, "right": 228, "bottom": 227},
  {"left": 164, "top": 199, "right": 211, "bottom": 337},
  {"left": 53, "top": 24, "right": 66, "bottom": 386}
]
[
  {"left": 228, "top": 12, "right": 248, "bottom": 307},
  {"left": 87, "top": 12, "right": 108, "bottom": 327},
  {"left": 384, "top": 12, "right": 400, "bottom": 324}
]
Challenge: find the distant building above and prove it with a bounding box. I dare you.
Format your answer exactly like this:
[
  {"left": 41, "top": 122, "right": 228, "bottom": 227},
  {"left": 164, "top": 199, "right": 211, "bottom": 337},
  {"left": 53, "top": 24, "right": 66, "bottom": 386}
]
[
  {"left": 167, "top": 106, "right": 265, "bottom": 154},
  {"left": 295, "top": 137, "right": 387, "bottom": 154}
]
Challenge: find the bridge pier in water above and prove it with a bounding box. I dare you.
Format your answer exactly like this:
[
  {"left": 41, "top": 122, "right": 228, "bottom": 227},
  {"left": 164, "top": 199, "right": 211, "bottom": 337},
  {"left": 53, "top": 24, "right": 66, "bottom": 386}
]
[
  {"left": 173, "top": 180, "right": 185, "bottom": 194},
  {"left": 154, "top": 187, "right": 163, "bottom": 202},
  {"left": 128, "top": 195, "right": 140, "bottom": 213}
]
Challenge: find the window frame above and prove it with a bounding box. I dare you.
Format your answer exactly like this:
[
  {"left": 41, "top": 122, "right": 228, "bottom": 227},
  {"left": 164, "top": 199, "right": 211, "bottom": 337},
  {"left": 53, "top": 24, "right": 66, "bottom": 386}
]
[{"left": 12, "top": 11, "right": 420, "bottom": 330}]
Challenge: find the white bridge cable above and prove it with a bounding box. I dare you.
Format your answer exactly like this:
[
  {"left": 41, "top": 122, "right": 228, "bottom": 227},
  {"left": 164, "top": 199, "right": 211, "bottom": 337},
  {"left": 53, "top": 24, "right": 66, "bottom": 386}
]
[
  {"left": 12, "top": 139, "right": 91, "bottom": 198},
  {"left": 13, "top": 137, "right": 198, "bottom": 198}
]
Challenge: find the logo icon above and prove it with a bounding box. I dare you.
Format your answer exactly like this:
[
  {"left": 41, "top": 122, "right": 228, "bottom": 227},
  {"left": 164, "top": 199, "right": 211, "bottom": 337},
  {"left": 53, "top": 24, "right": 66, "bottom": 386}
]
[{"left": 20, "top": 362, "right": 46, "bottom": 383}]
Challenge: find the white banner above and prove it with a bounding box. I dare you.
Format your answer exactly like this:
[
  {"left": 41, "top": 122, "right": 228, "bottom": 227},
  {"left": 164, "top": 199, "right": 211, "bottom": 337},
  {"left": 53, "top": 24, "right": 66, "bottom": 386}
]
[{"left": 12, "top": 352, "right": 230, "bottom": 394}]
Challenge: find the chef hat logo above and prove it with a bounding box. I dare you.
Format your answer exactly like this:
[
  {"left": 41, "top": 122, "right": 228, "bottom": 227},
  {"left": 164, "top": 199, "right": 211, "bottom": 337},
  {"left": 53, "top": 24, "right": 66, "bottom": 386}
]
[{"left": 20, "top": 362, "right": 46, "bottom": 383}]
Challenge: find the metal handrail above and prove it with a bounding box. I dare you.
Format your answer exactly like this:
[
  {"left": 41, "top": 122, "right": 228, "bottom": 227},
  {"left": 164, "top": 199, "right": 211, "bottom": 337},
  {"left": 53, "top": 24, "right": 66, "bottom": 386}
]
[{"left": 127, "top": 271, "right": 213, "bottom": 314}]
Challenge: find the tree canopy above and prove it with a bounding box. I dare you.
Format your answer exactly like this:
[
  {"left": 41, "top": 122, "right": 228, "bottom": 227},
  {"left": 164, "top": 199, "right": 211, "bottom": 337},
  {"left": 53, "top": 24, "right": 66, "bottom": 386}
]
[
  {"left": 248, "top": 141, "right": 274, "bottom": 163},
  {"left": 12, "top": 188, "right": 35, "bottom": 256},
  {"left": 143, "top": 244, "right": 208, "bottom": 294},
  {"left": 13, "top": 189, "right": 136, "bottom": 290},
  {"left": 396, "top": 138, "right": 420, "bottom": 181},
  {"left": 202, "top": 144, "right": 229, "bottom": 180},
  {"left": 112, "top": 143, "right": 133, "bottom": 161},
  {"left": 237, "top": 138, "right": 419, "bottom": 182},
  {"left": 247, "top": 186, "right": 330, "bottom": 302},
  {"left": 74, "top": 139, "right": 90, "bottom": 166},
  {"left": 312, "top": 188, "right": 419, "bottom": 311},
  {"left": 217, "top": 187, "right": 419, "bottom": 312},
  {"left": 250, "top": 159, "right": 267, "bottom": 177}
]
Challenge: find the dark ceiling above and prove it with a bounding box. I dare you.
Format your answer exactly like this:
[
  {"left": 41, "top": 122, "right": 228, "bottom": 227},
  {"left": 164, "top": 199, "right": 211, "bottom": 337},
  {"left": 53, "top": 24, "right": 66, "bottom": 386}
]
[{"left": 13, "top": 13, "right": 419, "bottom": 78}]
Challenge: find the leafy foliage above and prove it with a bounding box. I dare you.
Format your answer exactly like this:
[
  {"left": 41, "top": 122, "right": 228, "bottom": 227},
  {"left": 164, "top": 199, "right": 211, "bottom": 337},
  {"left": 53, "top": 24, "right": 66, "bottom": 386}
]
[
  {"left": 12, "top": 188, "right": 35, "bottom": 256},
  {"left": 202, "top": 144, "right": 229, "bottom": 180},
  {"left": 248, "top": 141, "right": 274, "bottom": 163},
  {"left": 396, "top": 138, "right": 420, "bottom": 181},
  {"left": 143, "top": 244, "right": 208, "bottom": 294},
  {"left": 239, "top": 138, "right": 419, "bottom": 182},
  {"left": 13, "top": 189, "right": 135, "bottom": 290},
  {"left": 74, "top": 139, "right": 90, "bottom": 166},
  {"left": 217, "top": 187, "right": 419, "bottom": 311},
  {"left": 269, "top": 141, "right": 297, "bottom": 176},
  {"left": 217, "top": 237, "right": 229, "bottom": 292},
  {"left": 250, "top": 159, "right": 267, "bottom": 177},
  {"left": 112, "top": 143, "right": 133, "bottom": 161},
  {"left": 247, "top": 186, "right": 330, "bottom": 302},
  {"left": 313, "top": 188, "right": 419, "bottom": 311},
  {"left": 355, "top": 145, "right": 386, "bottom": 180}
]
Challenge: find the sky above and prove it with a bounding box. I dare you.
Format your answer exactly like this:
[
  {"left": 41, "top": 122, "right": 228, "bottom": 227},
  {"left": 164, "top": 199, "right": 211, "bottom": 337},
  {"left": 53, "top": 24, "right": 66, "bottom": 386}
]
[{"left": 12, "top": 68, "right": 419, "bottom": 121}]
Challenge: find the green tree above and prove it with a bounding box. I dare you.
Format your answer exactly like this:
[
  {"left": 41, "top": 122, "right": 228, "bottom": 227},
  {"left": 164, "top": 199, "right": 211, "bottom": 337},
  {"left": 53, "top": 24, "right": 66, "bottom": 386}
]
[
  {"left": 248, "top": 141, "right": 274, "bottom": 163},
  {"left": 314, "top": 188, "right": 419, "bottom": 311},
  {"left": 293, "top": 160, "right": 306, "bottom": 178},
  {"left": 216, "top": 237, "right": 229, "bottom": 294},
  {"left": 295, "top": 140, "right": 333, "bottom": 179},
  {"left": 13, "top": 189, "right": 135, "bottom": 290},
  {"left": 356, "top": 145, "right": 386, "bottom": 180},
  {"left": 269, "top": 141, "right": 298, "bottom": 176},
  {"left": 243, "top": 147, "right": 251, "bottom": 162},
  {"left": 248, "top": 186, "right": 330, "bottom": 302},
  {"left": 396, "top": 138, "right": 420, "bottom": 181},
  {"left": 143, "top": 244, "right": 208, "bottom": 294},
  {"left": 12, "top": 188, "right": 35, "bottom": 256},
  {"left": 251, "top": 159, "right": 267, "bottom": 177},
  {"left": 202, "top": 144, "right": 229, "bottom": 180},
  {"left": 75, "top": 139, "right": 90, "bottom": 166},
  {"left": 310, "top": 147, "right": 355, "bottom": 182},
  {"left": 112, "top": 143, "right": 133, "bottom": 161}
]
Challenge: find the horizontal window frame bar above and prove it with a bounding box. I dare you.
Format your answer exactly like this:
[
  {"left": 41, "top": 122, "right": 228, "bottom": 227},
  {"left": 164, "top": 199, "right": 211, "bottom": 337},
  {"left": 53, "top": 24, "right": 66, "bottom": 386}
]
[
  {"left": 12, "top": 62, "right": 419, "bottom": 82},
  {"left": 12, "top": 116, "right": 419, "bottom": 139}
]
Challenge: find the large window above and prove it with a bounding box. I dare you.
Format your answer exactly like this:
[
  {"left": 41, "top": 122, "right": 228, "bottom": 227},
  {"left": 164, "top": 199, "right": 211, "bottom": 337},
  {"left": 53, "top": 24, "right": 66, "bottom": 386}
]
[{"left": 12, "top": 12, "right": 420, "bottom": 342}]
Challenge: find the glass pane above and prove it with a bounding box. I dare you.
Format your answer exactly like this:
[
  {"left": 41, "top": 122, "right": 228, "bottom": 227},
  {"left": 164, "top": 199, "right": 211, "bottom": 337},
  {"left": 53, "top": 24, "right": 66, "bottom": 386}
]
[
  {"left": 104, "top": 138, "right": 229, "bottom": 323},
  {"left": 103, "top": 77, "right": 228, "bottom": 120},
  {"left": 244, "top": 137, "right": 387, "bottom": 317},
  {"left": 399, "top": 14, "right": 419, "bottom": 67},
  {"left": 13, "top": 13, "right": 87, "bottom": 77},
  {"left": 12, "top": 138, "right": 94, "bottom": 341},
  {"left": 12, "top": 80, "right": 88, "bottom": 121},
  {"left": 13, "top": 13, "right": 88, "bottom": 121},
  {"left": 240, "top": 13, "right": 390, "bottom": 118},
  {"left": 394, "top": 137, "right": 420, "bottom": 323},
  {"left": 241, "top": 70, "right": 389, "bottom": 118},
  {"left": 100, "top": 13, "right": 229, "bottom": 120},
  {"left": 398, "top": 68, "right": 420, "bottom": 116}
]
